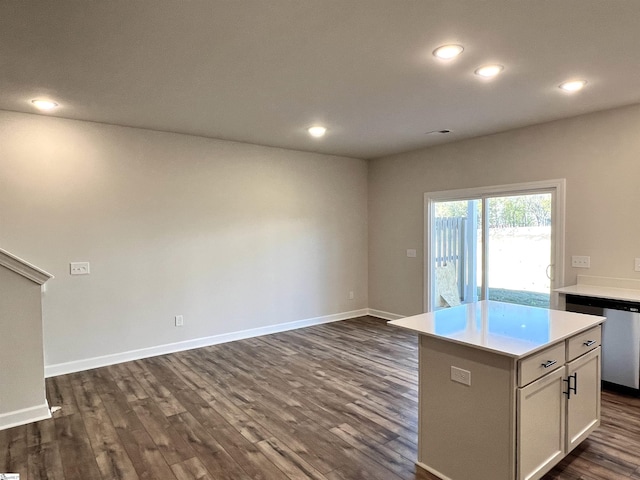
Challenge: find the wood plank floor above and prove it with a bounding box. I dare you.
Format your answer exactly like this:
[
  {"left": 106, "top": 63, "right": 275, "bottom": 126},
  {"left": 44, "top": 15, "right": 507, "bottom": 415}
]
[{"left": 1, "top": 316, "right": 640, "bottom": 479}]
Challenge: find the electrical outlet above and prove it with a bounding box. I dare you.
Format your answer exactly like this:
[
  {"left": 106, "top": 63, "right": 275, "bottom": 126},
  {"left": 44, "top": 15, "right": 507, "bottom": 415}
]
[
  {"left": 175, "top": 315, "right": 184, "bottom": 327},
  {"left": 348, "top": 291, "right": 354, "bottom": 300},
  {"left": 635, "top": 258, "right": 640, "bottom": 272},
  {"left": 70, "top": 262, "right": 90, "bottom": 275},
  {"left": 571, "top": 256, "right": 590, "bottom": 268},
  {"left": 407, "top": 249, "right": 417, "bottom": 258},
  {"left": 451, "top": 366, "right": 471, "bottom": 386}
]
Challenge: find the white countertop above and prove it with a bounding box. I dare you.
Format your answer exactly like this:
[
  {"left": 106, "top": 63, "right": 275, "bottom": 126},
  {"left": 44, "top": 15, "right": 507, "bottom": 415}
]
[
  {"left": 388, "top": 300, "right": 604, "bottom": 359},
  {"left": 555, "top": 284, "right": 640, "bottom": 303}
]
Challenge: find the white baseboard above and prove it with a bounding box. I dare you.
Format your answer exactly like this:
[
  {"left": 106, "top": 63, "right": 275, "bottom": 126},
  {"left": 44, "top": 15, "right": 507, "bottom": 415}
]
[
  {"left": 367, "top": 308, "right": 405, "bottom": 321},
  {"left": 45, "top": 308, "right": 369, "bottom": 377},
  {"left": 0, "top": 401, "right": 51, "bottom": 431},
  {"left": 416, "top": 461, "right": 452, "bottom": 480}
]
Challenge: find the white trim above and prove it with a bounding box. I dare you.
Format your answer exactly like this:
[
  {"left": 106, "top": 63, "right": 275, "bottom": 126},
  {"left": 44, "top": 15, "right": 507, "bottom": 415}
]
[
  {"left": 416, "top": 462, "right": 453, "bottom": 480},
  {"left": 424, "top": 200, "right": 435, "bottom": 312},
  {"left": 367, "top": 308, "right": 405, "bottom": 321},
  {"left": 553, "top": 179, "right": 566, "bottom": 309},
  {"left": 0, "top": 401, "right": 51, "bottom": 431},
  {"left": 481, "top": 196, "right": 490, "bottom": 302},
  {"left": 424, "top": 178, "right": 566, "bottom": 312},
  {"left": 0, "top": 247, "right": 53, "bottom": 285},
  {"left": 424, "top": 179, "right": 566, "bottom": 202},
  {"left": 45, "top": 309, "right": 369, "bottom": 377}
]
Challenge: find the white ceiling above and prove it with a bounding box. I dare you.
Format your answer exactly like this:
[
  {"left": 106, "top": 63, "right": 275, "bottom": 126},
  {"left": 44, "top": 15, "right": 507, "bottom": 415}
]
[{"left": 2, "top": 1, "right": 640, "bottom": 159}]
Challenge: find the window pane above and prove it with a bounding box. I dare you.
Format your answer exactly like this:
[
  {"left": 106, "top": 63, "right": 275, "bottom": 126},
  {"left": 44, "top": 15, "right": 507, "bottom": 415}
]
[
  {"left": 433, "top": 200, "right": 482, "bottom": 308},
  {"left": 486, "top": 194, "right": 551, "bottom": 308}
]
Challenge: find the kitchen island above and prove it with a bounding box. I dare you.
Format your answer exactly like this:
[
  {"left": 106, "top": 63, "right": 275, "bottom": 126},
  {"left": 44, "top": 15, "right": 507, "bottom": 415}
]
[{"left": 389, "top": 301, "right": 605, "bottom": 480}]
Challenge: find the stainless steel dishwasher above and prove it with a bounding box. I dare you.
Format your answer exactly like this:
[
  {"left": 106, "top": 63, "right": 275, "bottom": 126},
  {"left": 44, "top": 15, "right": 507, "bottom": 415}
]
[{"left": 566, "top": 294, "right": 640, "bottom": 394}]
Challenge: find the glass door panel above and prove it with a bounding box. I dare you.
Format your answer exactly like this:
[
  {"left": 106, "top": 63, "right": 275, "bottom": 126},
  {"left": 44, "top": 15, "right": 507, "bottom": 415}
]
[
  {"left": 430, "top": 191, "right": 555, "bottom": 310},
  {"left": 486, "top": 193, "right": 552, "bottom": 307},
  {"left": 433, "top": 199, "right": 482, "bottom": 309}
]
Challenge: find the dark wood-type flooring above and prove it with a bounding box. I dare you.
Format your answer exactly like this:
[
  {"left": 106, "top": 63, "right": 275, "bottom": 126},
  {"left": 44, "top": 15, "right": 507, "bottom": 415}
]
[{"left": 2, "top": 316, "right": 640, "bottom": 479}]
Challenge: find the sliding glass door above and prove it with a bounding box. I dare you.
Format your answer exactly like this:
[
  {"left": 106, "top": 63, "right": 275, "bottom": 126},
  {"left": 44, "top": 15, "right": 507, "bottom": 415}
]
[
  {"left": 485, "top": 193, "right": 552, "bottom": 307},
  {"left": 425, "top": 180, "right": 564, "bottom": 311},
  {"left": 432, "top": 199, "right": 481, "bottom": 308}
]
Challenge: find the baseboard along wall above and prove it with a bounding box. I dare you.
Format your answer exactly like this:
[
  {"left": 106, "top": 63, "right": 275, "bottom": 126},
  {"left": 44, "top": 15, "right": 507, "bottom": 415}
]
[
  {"left": 45, "top": 308, "right": 376, "bottom": 377},
  {"left": 367, "top": 308, "right": 405, "bottom": 321},
  {"left": 5, "top": 308, "right": 404, "bottom": 431},
  {"left": 0, "top": 401, "right": 51, "bottom": 432}
]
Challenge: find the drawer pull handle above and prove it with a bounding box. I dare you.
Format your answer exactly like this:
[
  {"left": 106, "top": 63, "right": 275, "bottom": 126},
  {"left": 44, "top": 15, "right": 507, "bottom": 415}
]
[
  {"left": 541, "top": 360, "right": 557, "bottom": 368},
  {"left": 583, "top": 340, "right": 596, "bottom": 347}
]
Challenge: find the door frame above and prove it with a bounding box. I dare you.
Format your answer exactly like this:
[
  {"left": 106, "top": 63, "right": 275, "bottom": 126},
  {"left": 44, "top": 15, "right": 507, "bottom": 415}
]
[{"left": 424, "top": 179, "right": 566, "bottom": 312}]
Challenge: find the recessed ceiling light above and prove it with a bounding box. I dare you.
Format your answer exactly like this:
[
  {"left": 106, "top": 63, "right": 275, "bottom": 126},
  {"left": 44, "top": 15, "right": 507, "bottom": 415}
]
[
  {"left": 31, "top": 99, "right": 59, "bottom": 110},
  {"left": 474, "top": 64, "right": 504, "bottom": 78},
  {"left": 308, "top": 126, "right": 327, "bottom": 138},
  {"left": 559, "top": 80, "right": 587, "bottom": 92},
  {"left": 433, "top": 44, "right": 464, "bottom": 60}
]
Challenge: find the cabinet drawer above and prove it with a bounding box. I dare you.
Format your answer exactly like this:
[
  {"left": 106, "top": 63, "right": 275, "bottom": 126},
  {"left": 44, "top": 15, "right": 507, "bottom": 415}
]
[
  {"left": 518, "top": 343, "right": 565, "bottom": 387},
  {"left": 566, "top": 325, "right": 602, "bottom": 362}
]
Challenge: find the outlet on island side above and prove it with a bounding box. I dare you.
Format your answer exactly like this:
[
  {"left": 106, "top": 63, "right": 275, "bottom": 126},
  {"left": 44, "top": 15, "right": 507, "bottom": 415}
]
[
  {"left": 175, "top": 315, "right": 184, "bottom": 327},
  {"left": 451, "top": 366, "right": 471, "bottom": 386}
]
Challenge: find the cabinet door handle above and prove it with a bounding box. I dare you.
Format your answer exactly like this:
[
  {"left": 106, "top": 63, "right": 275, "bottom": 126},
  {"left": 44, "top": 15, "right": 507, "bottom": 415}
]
[
  {"left": 541, "top": 360, "right": 557, "bottom": 368},
  {"left": 564, "top": 373, "right": 578, "bottom": 399},
  {"left": 583, "top": 340, "right": 596, "bottom": 347}
]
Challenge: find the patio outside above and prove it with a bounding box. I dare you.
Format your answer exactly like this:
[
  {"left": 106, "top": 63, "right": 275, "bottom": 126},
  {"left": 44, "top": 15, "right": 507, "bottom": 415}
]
[
  {"left": 435, "top": 193, "right": 552, "bottom": 309},
  {"left": 486, "top": 225, "right": 551, "bottom": 307}
]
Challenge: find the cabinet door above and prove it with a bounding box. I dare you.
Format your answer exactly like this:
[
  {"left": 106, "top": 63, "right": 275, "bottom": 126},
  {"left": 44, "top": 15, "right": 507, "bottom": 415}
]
[
  {"left": 566, "top": 346, "right": 601, "bottom": 452},
  {"left": 517, "top": 367, "right": 566, "bottom": 480}
]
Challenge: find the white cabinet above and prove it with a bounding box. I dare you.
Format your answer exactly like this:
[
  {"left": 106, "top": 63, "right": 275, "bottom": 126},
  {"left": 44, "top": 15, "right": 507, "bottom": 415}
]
[
  {"left": 412, "top": 324, "right": 602, "bottom": 480},
  {"left": 566, "top": 347, "right": 601, "bottom": 451},
  {"left": 516, "top": 345, "right": 601, "bottom": 480},
  {"left": 517, "top": 367, "right": 566, "bottom": 480},
  {"left": 389, "top": 300, "right": 605, "bottom": 480}
]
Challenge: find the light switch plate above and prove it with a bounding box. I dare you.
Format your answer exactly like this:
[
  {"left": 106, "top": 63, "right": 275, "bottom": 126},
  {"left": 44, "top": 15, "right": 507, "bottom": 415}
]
[
  {"left": 407, "top": 249, "right": 417, "bottom": 258},
  {"left": 70, "top": 262, "right": 90, "bottom": 275}
]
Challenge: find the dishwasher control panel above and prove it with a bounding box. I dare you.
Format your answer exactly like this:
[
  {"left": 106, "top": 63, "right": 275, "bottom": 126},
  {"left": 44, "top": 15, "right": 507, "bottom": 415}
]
[{"left": 566, "top": 294, "right": 640, "bottom": 312}]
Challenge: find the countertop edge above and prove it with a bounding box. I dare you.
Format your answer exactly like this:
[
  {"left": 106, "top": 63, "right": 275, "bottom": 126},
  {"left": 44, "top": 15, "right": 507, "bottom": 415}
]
[
  {"left": 389, "top": 318, "right": 605, "bottom": 359},
  {"left": 387, "top": 301, "right": 606, "bottom": 360},
  {"left": 556, "top": 284, "right": 640, "bottom": 303}
]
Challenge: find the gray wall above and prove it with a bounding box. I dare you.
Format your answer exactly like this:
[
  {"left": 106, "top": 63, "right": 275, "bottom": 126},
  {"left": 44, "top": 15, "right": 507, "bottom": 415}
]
[
  {"left": 0, "top": 111, "right": 368, "bottom": 368},
  {"left": 369, "top": 103, "right": 640, "bottom": 316},
  {"left": 3, "top": 102, "right": 640, "bottom": 371}
]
